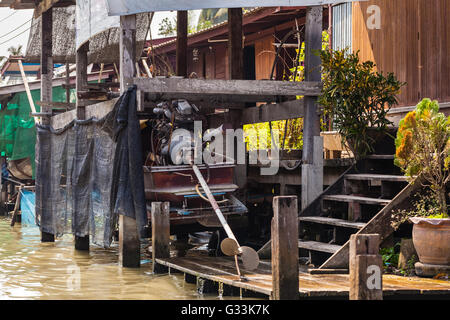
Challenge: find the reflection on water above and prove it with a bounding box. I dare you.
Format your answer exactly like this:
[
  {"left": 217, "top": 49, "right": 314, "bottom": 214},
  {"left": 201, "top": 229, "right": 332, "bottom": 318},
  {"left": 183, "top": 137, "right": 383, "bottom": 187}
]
[{"left": 0, "top": 217, "right": 224, "bottom": 300}]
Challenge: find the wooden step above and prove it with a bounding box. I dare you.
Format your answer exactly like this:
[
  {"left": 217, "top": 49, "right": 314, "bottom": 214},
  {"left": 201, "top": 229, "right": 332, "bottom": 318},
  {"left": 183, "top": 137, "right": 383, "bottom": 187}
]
[
  {"left": 345, "top": 174, "right": 408, "bottom": 182},
  {"left": 299, "top": 216, "right": 366, "bottom": 229},
  {"left": 298, "top": 240, "right": 341, "bottom": 254},
  {"left": 322, "top": 194, "right": 391, "bottom": 205},
  {"left": 364, "top": 154, "right": 395, "bottom": 160}
]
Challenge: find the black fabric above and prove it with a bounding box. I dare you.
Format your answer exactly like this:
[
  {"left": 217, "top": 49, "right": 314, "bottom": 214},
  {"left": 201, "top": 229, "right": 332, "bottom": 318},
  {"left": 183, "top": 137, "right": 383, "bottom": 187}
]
[
  {"left": 104, "top": 85, "right": 148, "bottom": 238},
  {"left": 35, "top": 86, "right": 148, "bottom": 246}
]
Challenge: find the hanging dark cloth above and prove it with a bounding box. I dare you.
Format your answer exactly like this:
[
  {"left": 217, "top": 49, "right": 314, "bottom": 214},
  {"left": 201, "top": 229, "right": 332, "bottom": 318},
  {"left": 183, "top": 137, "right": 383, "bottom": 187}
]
[{"left": 104, "top": 85, "right": 148, "bottom": 238}]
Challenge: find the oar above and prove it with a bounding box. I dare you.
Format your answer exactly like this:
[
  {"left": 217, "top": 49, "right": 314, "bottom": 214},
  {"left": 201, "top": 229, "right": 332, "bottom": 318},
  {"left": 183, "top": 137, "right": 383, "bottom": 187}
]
[{"left": 190, "top": 163, "right": 259, "bottom": 275}]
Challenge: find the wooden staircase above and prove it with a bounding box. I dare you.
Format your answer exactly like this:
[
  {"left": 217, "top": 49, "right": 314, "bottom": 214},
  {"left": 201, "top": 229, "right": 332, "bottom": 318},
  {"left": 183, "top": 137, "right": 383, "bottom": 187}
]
[{"left": 298, "top": 154, "right": 422, "bottom": 270}]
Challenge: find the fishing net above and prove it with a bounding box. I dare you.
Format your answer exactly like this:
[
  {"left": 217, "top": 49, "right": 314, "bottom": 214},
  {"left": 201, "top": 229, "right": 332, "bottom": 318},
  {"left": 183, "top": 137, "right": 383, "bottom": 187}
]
[{"left": 36, "top": 88, "right": 148, "bottom": 247}]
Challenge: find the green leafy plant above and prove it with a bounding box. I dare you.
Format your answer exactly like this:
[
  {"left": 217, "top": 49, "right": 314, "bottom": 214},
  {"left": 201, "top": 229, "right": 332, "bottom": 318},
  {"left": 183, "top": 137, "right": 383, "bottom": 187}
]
[
  {"left": 318, "top": 49, "right": 405, "bottom": 158},
  {"left": 391, "top": 191, "right": 447, "bottom": 230},
  {"left": 394, "top": 98, "right": 450, "bottom": 216},
  {"left": 380, "top": 244, "right": 400, "bottom": 269}
]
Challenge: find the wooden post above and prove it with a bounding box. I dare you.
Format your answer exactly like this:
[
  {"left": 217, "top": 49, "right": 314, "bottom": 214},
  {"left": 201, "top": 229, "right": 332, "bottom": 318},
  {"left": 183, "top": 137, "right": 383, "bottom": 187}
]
[
  {"left": 151, "top": 202, "right": 170, "bottom": 274},
  {"left": 65, "top": 62, "right": 71, "bottom": 103},
  {"left": 119, "top": 215, "right": 141, "bottom": 268},
  {"left": 76, "top": 41, "right": 89, "bottom": 119},
  {"left": 301, "top": 6, "right": 323, "bottom": 210},
  {"left": 74, "top": 41, "right": 90, "bottom": 250},
  {"left": 40, "top": 8, "right": 54, "bottom": 243},
  {"left": 119, "top": 15, "right": 136, "bottom": 94},
  {"left": 118, "top": 14, "right": 140, "bottom": 268},
  {"left": 349, "top": 234, "right": 383, "bottom": 300},
  {"left": 228, "top": 8, "right": 244, "bottom": 80},
  {"left": 176, "top": 11, "right": 188, "bottom": 77},
  {"left": 227, "top": 8, "right": 246, "bottom": 189},
  {"left": 271, "top": 196, "right": 299, "bottom": 300}
]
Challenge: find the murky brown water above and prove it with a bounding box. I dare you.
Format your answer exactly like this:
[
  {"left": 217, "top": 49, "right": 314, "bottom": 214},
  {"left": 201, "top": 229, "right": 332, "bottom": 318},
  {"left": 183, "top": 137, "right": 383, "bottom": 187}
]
[{"left": 0, "top": 217, "right": 229, "bottom": 300}]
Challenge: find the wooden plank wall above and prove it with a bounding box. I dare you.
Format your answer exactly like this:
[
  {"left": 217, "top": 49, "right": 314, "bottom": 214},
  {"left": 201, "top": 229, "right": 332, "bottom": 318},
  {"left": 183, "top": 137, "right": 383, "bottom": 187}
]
[
  {"left": 352, "top": 0, "right": 450, "bottom": 107},
  {"left": 254, "top": 35, "right": 276, "bottom": 80}
]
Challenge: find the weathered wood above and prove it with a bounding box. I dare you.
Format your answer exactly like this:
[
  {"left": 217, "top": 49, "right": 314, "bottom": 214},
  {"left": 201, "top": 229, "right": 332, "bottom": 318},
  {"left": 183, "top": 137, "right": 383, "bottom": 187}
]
[
  {"left": 298, "top": 240, "right": 341, "bottom": 254},
  {"left": 133, "top": 78, "right": 321, "bottom": 98},
  {"left": 349, "top": 234, "right": 383, "bottom": 300},
  {"left": 241, "top": 99, "right": 304, "bottom": 124},
  {"left": 301, "top": 6, "right": 323, "bottom": 210},
  {"left": 76, "top": 41, "right": 89, "bottom": 118},
  {"left": 156, "top": 254, "right": 450, "bottom": 298},
  {"left": 120, "top": 15, "right": 137, "bottom": 93},
  {"left": 10, "top": 188, "right": 22, "bottom": 227},
  {"left": 142, "top": 58, "right": 152, "bottom": 78},
  {"left": 301, "top": 136, "right": 323, "bottom": 209},
  {"left": 40, "top": 8, "right": 53, "bottom": 126},
  {"left": 74, "top": 235, "right": 89, "bottom": 251},
  {"left": 119, "top": 215, "right": 140, "bottom": 268},
  {"left": 272, "top": 196, "right": 299, "bottom": 300},
  {"left": 152, "top": 202, "right": 170, "bottom": 274},
  {"left": 228, "top": 8, "right": 244, "bottom": 80},
  {"left": 299, "top": 216, "right": 366, "bottom": 229},
  {"left": 398, "top": 238, "right": 417, "bottom": 270},
  {"left": 65, "top": 62, "right": 70, "bottom": 103},
  {"left": 17, "top": 60, "right": 37, "bottom": 123},
  {"left": 320, "top": 176, "right": 424, "bottom": 270},
  {"left": 345, "top": 174, "right": 408, "bottom": 182},
  {"left": 36, "top": 101, "right": 75, "bottom": 109},
  {"left": 39, "top": 7, "right": 54, "bottom": 243},
  {"left": 322, "top": 195, "right": 391, "bottom": 206},
  {"left": 176, "top": 11, "right": 188, "bottom": 78}
]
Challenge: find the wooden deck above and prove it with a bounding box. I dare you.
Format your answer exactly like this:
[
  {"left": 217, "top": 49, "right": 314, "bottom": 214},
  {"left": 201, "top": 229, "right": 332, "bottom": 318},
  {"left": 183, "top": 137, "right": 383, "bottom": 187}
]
[{"left": 155, "top": 254, "right": 450, "bottom": 299}]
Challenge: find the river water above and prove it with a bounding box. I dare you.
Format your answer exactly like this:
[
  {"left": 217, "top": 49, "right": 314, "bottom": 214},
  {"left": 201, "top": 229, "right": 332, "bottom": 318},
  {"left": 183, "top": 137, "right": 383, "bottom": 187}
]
[{"left": 0, "top": 217, "right": 232, "bottom": 300}]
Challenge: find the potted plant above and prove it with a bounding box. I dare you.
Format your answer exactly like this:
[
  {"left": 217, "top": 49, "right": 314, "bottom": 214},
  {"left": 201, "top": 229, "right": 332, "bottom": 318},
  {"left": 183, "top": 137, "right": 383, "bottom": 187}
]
[
  {"left": 392, "top": 98, "right": 450, "bottom": 274},
  {"left": 319, "top": 49, "right": 405, "bottom": 159}
]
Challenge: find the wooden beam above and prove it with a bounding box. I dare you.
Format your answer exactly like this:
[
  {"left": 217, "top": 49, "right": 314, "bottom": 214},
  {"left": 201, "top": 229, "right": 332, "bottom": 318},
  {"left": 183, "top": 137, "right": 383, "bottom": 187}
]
[
  {"left": 133, "top": 78, "right": 321, "bottom": 98},
  {"left": 241, "top": 99, "right": 304, "bottom": 124},
  {"left": 271, "top": 196, "right": 299, "bottom": 300},
  {"left": 349, "top": 234, "right": 383, "bottom": 300},
  {"left": 176, "top": 11, "right": 188, "bottom": 77},
  {"left": 151, "top": 202, "right": 170, "bottom": 274}
]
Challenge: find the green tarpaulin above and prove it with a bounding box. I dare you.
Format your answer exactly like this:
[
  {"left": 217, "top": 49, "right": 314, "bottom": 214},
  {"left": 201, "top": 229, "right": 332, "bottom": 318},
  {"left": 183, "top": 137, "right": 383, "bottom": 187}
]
[{"left": 0, "top": 86, "right": 75, "bottom": 178}]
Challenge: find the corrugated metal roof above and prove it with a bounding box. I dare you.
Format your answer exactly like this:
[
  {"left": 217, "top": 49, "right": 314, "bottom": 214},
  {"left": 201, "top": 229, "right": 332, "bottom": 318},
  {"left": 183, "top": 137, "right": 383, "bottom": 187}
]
[{"left": 151, "top": 7, "right": 263, "bottom": 50}]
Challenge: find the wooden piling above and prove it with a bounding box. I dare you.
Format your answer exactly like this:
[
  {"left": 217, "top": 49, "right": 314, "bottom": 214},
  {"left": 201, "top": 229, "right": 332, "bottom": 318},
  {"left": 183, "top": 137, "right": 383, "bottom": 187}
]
[
  {"left": 40, "top": 7, "right": 55, "bottom": 243},
  {"left": 271, "top": 196, "right": 299, "bottom": 300},
  {"left": 119, "top": 215, "right": 141, "bottom": 268},
  {"left": 349, "top": 234, "right": 383, "bottom": 300},
  {"left": 152, "top": 202, "right": 170, "bottom": 274},
  {"left": 117, "top": 14, "right": 141, "bottom": 268}
]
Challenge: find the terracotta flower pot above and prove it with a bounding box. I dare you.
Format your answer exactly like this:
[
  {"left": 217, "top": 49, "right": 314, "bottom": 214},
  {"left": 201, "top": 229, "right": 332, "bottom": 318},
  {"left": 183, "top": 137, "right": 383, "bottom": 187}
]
[{"left": 410, "top": 218, "right": 450, "bottom": 265}]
